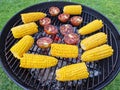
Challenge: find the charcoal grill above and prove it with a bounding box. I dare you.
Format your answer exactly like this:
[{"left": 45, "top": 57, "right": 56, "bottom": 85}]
[{"left": 0, "top": 1, "right": 120, "bottom": 90}]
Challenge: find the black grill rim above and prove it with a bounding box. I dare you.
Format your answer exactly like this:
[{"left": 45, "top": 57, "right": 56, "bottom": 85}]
[{"left": 0, "top": 1, "right": 120, "bottom": 90}]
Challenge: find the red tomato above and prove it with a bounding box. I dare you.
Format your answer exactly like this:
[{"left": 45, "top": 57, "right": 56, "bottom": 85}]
[
  {"left": 58, "top": 13, "right": 70, "bottom": 23},
  {"left": 64, "top": 33, "right": 79, "bottom": 45},
  {"left": 49, "top": 6, "right": 60, "bottom": 16},
  {"left": 36, "top": 37, "right": 53, "bottom": 48},
  {"left": 44, "top": 25, "right": 58, "bottom": 35},
  {"left": 60, "top": 24, "right": 74, "bottom": 35},
  {"left": 39, "top": 17, "right": 51, "bottom": 26},
  {"left": 70, "top": 16, "right": 83, "bottom": 26}
]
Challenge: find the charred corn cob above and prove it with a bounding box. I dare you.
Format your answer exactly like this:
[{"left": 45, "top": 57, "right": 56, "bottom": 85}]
[
  {"left": 78, "top": 19, "right": 103, "bottom": 35},
  {"left": 63, "top": 5, "right": 82, "bottom": 15},
  {"left": 21, "top": 12, "right": 46, "bottom": 23},
  {"left": 56, "top": 62, "right": 89, "bottom": 81},
  {"left": 20, "top": 53, "right": 58, "bottom": 68},
  {"left": 81, "top": 32, "right": 107, "bottom": 50},
  {"left": 50, "top": 43, "right": 78, "bottom": 58},
  {"left": 10, "top": 35, "right": 34, "bottom": 59},
  {"left": 11, "top": 22, "right": 38, "bottom": 38},
  {"left": 81, "top": 44, "right": 114, "bottom": 62}
]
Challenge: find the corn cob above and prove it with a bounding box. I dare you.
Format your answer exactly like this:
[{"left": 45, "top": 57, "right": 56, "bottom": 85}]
[
  {"left": 21, "top": 12, "right": 46, "bottom": 23},
  {"left": 63, "top": 5, "right": 82, "bottom": 15},
  {"left": 11, "top": 22, "right": 38, "bottom": 38},
  {"left": 81, "top": 44, "right": 114, "bottom": 62},
  {"left": 10, "top": 35, "right": 34, "bottom": 59},
  {"left": 20, "top": 53, "right": 58, "bottom": 68},
  {"left": 78, "top": 19, "right": 103, "bottom": 35},
  {"left": 56, "top": 62, "right": 89, "bottom": 81},
  {"left": 80, "top": 32, "right": 107, "bottom": 50},
  {"left": 50, "top": 43, "right": 78, "bottom": 58}
]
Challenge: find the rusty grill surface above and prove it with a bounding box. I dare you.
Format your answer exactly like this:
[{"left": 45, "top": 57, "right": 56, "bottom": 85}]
[{"left": 0, "top": 1, "right": 120, "bottom": 90}]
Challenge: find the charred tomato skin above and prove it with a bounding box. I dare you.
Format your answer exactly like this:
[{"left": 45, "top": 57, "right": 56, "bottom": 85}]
[
  {"left": 70, "top": 16, "right": 83, "bottom": 26},
  {"left": 49, "top": 6, "right": 60, "bottom": 16}
]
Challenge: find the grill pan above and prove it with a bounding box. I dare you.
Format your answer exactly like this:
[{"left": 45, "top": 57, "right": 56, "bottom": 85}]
[{"left": 0, "top": 1, "right": 120, "bottom": 90}]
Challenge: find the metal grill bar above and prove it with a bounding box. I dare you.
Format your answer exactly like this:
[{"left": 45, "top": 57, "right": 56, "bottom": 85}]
[
  {"left": 108, "top": 28, "right": 114, "bottom": 71},
  {"left": 5, "top": 38, "right": 17, "bottom": 52},
  {"left": 83, "top": 11, "right": 92, "bottom": 89}
]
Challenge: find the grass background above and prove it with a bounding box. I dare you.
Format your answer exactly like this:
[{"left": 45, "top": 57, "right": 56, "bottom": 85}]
[{"left": 0, "top": 0, "right": 120, "bottom": 90}]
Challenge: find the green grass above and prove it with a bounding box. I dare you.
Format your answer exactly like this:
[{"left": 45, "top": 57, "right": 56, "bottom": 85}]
[{"left": 0, "top": 0, "right": 120, "bottom": 90}]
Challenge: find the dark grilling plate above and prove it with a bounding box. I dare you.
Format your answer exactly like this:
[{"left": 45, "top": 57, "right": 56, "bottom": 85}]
[{"left": 0, "top": 1, "right": 120, "bottom": 90}]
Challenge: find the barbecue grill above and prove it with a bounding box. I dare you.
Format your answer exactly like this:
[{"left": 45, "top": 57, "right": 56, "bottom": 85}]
[{"left": 0, "top": 1, "right": 120, "bottom": 90}]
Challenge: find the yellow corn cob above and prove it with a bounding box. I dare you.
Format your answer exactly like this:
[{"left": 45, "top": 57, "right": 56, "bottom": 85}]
[
  {"left": 11, "top": 22, "right": 38, "bottom": 38},
  {"left": 50, "top": 43, "right": 78, "bottom": 58},
  {"left": 63, "top": 5, "right": 82, "bottom": 15},
  {"left": 81, "top": 44, "right": 114, "bottom": 62},
  {"left": 56, "top": 62, "right": 89, "bottom": 81},
  {"left": 78, "top": 19, "right": 103, "bottom": 35},
  {"left": 81, "top": 32, "right": 107, "bottom": 50},
  {"left": 10, "top": 35, "right": 34, "bottom": 59},
  {"left": 21, "top": 12, "right": 46, "bottom": 23},
  {"left": 20, "top": 53, "right": 58, "bottom": 68}
]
